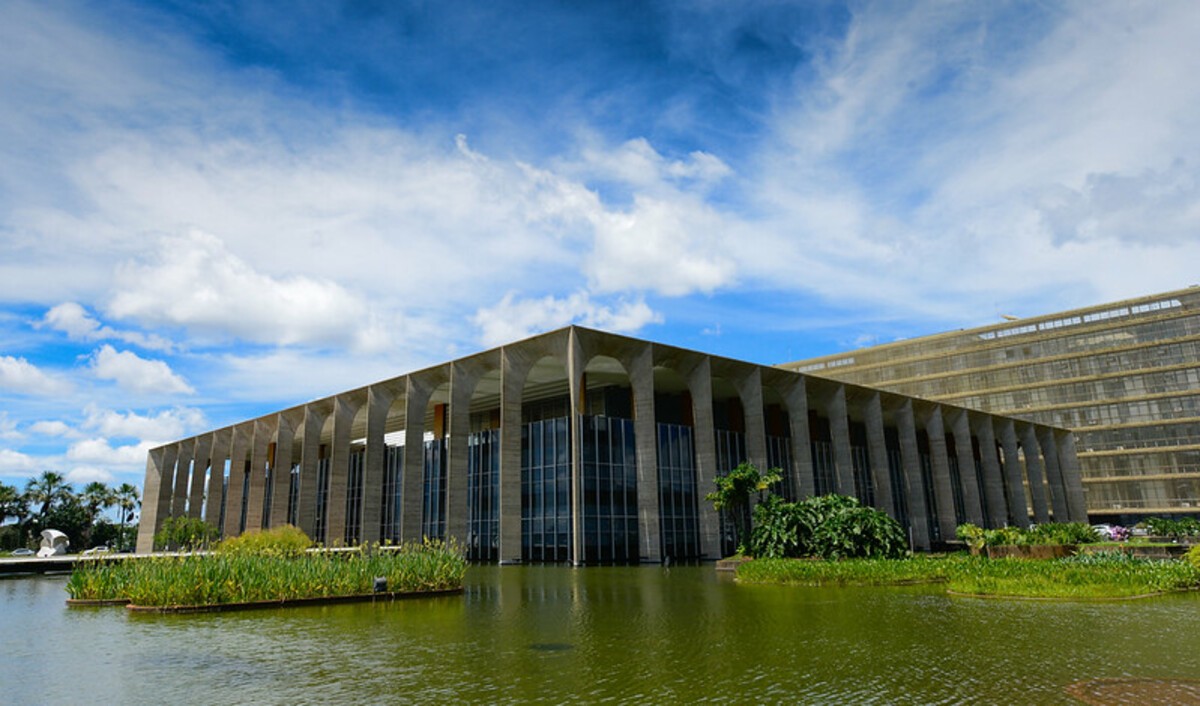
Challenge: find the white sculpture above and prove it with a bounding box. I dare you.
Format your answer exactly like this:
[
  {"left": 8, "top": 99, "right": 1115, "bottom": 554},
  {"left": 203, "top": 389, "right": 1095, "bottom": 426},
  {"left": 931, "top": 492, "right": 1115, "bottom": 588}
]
[{"left": 37, "top": 529, "right": 69, "bottom": 557}]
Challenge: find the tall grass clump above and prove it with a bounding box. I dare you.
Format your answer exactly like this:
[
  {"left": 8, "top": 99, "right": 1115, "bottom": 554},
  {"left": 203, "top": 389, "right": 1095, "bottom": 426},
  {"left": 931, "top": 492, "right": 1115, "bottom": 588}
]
[
  {"left": 66, "top": 537, "right": 467, "bottom": 606},
  {"left": 216, "top": 524, "right": 312, "bottom": 556}
]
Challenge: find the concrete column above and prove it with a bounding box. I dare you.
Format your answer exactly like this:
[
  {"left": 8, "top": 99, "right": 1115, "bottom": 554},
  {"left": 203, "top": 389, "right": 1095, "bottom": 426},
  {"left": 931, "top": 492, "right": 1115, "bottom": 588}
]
[
  {"left": 402, "top": 377, "right": 433, "bottom": 543},
  {"left": 1038, "top": 429, "right": 1070, "bottom": 521},
  {"left": 223, "top": 424, "right": 251, "bottom": 538},
  {"left": 896, "top": 401, "right": 930, "bottom": 551},
  {"left": 733, "top": 368, "right": 768, "bottom": 470},
  {"left": 243, "top": 419, "right": 274, "bottom": 533},
  {"left": 296, "top": 403, "right": 330, "bottom": 541},
  {"left": 1056, "top": 431, "right": 1088, "bottom": 522},
  {"left": 136, "top": 446, "right": 173, "bottom": 553},
  {"left": 1020, "top": 424, "right": 1051, "bottom": 524},
  {"left": 204, "top": 430, "right": 230, "bottom": 529},
  {"left": 447, "top": 364, "right": 479, "bottom": 548},
  {"left": 864, "top": 393, "right": 894, "bottom": 516},
  {"left": 567, "top": 330, "right": 585, "bottom": 565},
  {"left": 924, "top": 406, "right": 958, "bottom": 543},
  {"left": 630, "top": 343, "right": 661, "bottom": 563},
  {"left": 974, "top": 418, "right": 1009, "bottom": 528},
  {"left": 187, "top": 434, "right": 212, "bottom": 520},
  {"left": 499, "top": 348, "right": 527, "bottom": 563},
  {"left": 686, "top": 357, "right": 720, "bottom": 559},
  {"left": 950, "top": 410, "right": 984, "bottom": 526},
  {"left": 325, "top": 395, "right": 361, "bottom": 546},
  {"left": 999, "top": 420, "right": 1030, "bottom": 526},
  {"left": 828, "top": 386, "right": 856, "bottom": 496},
  {"left": 361, "top": 386, "right": 395, "bottom": 545},
  {"left": 783, "top": 378, "right": 814, "bottom": 498},
  {"left": 170, "top": 438, "right": 194, "bottom": 519},
  {"left": 268, "top": 412, "right": 299, "bottom": 528}
]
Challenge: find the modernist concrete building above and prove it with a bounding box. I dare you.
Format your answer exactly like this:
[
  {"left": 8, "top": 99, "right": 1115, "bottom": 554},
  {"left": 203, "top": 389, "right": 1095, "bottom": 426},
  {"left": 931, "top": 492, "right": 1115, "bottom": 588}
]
[
  {"left": 138, "top": 327, "right": 1084, "bottom": 561},
  {"left": 783, "top": 287, "right": 1200, "bottom": 523}
]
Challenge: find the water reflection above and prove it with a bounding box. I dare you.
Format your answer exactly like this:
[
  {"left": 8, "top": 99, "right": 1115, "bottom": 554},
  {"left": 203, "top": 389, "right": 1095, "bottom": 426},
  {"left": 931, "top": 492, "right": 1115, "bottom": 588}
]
[{"left": 2, "top": 566, "right": 1199, "bottom": 704}]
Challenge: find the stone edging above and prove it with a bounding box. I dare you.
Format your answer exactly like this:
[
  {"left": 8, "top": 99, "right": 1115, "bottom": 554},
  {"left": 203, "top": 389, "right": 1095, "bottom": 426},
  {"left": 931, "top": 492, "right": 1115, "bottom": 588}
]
[
  {"left": 944, "top": 588, "right": 1193, "bottom": 602},
  {"left": 122, "top": 587, "right": 464, "bottom": 614},
  {"left": 66, "top": 598, "right": 132, "bottom": 607}
]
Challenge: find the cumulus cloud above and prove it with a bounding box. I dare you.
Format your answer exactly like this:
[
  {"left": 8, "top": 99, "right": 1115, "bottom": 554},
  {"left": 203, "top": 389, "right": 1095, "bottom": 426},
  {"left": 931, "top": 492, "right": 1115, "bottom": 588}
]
[
  {"left": 473, "top": 291, "right": 662, "bottom": 347},
  {"left": 0, "top": 355, "right": 71, "bottom": 396},
  {"left": 108, "top": 231, "right": 385, "bottom": 351},
  {"left": 0, "top": 413, "right": 22, "bottom": 441},
  {"left": 89, "top": 345, "right": 194, "bottom": 395},
  {"left": 81, "top": 405, "right": 206, "bottom": 441},
  {"left": 0, "top": 448, "right": 39, "bottom": 476},
  {"left": 66, "top": 466, "right": 117, "bottom": 484},
  {"left": 41, "top": 302, "right": 175, "bottom": 351},
  {"left": 67, "top": 437, "right": 157, "bottom": 466},
  {"left": 28, "top": 420, "right": 75, "bottom": 438}
]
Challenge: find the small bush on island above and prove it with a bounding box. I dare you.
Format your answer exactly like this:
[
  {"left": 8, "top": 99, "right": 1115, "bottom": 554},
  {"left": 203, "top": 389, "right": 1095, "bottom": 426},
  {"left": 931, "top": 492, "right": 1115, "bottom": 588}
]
[
  {"left": 66, "top": 537, "right": 467, "bottom": 607},
  {"left": 955, "top": 522, "right": 1099, "bottom": 552},
  {"left": 216, "top": 524, "right": 312, "bottom": 557},
  {"left": 749, "top": 494, "right": 907, "bottom": 560},
  {"left": 706, "top": 463, "right": 781, "bottom": 554}
]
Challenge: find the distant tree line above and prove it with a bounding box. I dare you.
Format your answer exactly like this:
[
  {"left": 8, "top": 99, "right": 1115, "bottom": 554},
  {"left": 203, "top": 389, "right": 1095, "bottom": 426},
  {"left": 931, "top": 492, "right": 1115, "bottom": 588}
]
[{"left": 0, "top": 471, "right": 140, "bottom": 553}]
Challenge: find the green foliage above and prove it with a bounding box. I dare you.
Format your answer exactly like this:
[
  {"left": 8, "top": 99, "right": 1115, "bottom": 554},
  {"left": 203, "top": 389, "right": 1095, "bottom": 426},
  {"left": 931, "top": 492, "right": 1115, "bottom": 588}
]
[
  {"left": 737, "top": 553, "right": 1200, "bottom": 598},
  {"left": 154, "top": 516, "right": 220, "bottom": 551},
  {"left": 1142, "top": 517, "right": 1200, "bottom": 538},
  {"left": 955, "top": 522, "right": 1098, "bottom": 550},
  {"left": 217, "top": 525, "right": 312, "bottom": 557},
  {"left": 750, "top": 493, "right": 907, "bottom": 560},
  {"left": 66, "top": 539, "right": 468, "bottom": 606},
  {"left": 1186, "top": 544, "right": 1200, "bottom": 570},
  {"left": 706, "top": 462, "right": 781, "bottom": 555}
]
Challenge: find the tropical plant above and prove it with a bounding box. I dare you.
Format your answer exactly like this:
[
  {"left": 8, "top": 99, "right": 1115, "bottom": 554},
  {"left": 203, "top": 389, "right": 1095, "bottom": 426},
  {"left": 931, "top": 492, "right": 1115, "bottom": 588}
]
[
  {"left": 114, "top": 483, "right": 140, "bottom": 551},
  {"left": 81, "top": 482, "right": 117, "bottom": 524},
  {"left": 24, "top": 471, "right": 70, "bottom": 520},
  {"left": 706, "top": 462, "right": 781, "bottom": 555},
  {"left": 750, "top": 493, "right": 907, "bottom": 560},
  {"left": 0, "top": 482, "right": 28, "bottom": 527},
  {"left": 154, "top": 516, "right": 220, "bottom": 551}
]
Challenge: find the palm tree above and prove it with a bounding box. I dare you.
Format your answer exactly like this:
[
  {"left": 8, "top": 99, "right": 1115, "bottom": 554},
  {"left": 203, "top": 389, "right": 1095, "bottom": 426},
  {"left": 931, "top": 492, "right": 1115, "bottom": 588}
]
[
  {"left": 24, "top": 471, "right": 71, "bottom": 520},
  {"left": 0, "top": 482, "right": 27, "bottom": 527},
  {"left": 115, "top": 483, "right": 140, "bottom": 550},
  {"left": 82, "top": 481, "right": 117, "bottom": 525}
]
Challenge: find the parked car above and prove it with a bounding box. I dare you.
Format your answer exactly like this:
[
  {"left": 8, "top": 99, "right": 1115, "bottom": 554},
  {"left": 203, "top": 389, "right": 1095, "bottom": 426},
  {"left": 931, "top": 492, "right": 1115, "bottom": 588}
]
[
  {"left": 82, "top": 546, "right": 111, "bottom": 556},
  {"left": 10, "top": 548, "right": 34, "bottom": 557},
  {"left": 1091, "top": 524, "right": 1114, "bottom": 540}
]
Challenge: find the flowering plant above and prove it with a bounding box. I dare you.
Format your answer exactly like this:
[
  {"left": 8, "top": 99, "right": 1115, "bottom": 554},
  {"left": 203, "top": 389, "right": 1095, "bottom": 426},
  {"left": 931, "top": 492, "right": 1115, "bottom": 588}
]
[{"left": 1109, "top": 525, "right": 1131, "bottom": 542}]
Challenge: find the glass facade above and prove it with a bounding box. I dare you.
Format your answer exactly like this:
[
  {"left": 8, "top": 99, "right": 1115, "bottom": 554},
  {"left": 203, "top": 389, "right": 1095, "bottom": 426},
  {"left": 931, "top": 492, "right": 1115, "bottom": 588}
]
[
  {"left": 657, "top": 422, "right": 701, "bottom": 560},
  {"left": 766, "top": 434, "right": 795, "bottom": 501},
  {"left": 313, "top": 457, "right": 330, "bottom": 544},
  {"left": 467, "top": 429, "right": 499, "bottom": 562},
  {"left": 581, "top": 415, "right": 639, "bottom": 564},
  {"left": 422, "top": 439, "right": 447, "bottom": 541},
  {"left": 521, "top": 416, "right": 571, "bottom": 562},
  {"left": 380, "top": 445, "right": 403, "bottom": 543},
  {"left": 345, "top": 449, "right": 364, "bottom": 545}
]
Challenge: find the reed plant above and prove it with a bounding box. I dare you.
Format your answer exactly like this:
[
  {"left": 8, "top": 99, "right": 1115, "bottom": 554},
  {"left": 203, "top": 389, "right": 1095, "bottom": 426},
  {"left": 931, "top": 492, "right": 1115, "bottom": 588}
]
[{"left": 66, "top": 538, "right": 467, "bottom": 606}]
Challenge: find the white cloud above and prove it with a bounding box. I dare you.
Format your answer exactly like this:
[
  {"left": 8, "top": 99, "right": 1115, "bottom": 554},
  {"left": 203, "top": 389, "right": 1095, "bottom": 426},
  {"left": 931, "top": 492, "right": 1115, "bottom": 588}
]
[
  {"left": 67, "top": 437, "right": 156, "bottom": 466},
  {"left": 473, "top": 291, "right": 662, "bottom": 347},
  {"left": 28, "top": 420, "right": 74, "bottom": 438},
  {"left": 66, "top": 466, "right": 117, "bottom": 484},
  {"left": 0, "top": 355, "right": 71, "bottom": 396},
  {"left": 41, "top": 301, "right": 176, "bottom": 351},
  {"left": 0, "top": 448, "right": 38, "bottom": 476},
  {"left": 82, "top": 405, "right": 206, "bottom": 441},
  {"left": 0, "top": 413, "right": 21, "bottom": 440},
  {"left": 89, "top": 345, "right": 194, "bottom": 395}
]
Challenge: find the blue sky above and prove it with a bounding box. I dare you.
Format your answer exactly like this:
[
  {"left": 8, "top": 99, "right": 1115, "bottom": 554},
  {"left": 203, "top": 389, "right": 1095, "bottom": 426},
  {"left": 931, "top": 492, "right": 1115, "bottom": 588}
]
[{"left": 3, "top": 1, "right": 1200, "bottom": 492}]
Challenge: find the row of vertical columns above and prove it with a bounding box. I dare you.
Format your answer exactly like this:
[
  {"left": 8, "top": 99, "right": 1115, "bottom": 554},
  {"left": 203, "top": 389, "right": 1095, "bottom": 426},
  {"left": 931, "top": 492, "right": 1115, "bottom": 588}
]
[
  {"left": 1038, "top": 430, "right": 1070, "bottom": 520},
  {"left": 360, "top": 388, "right": 391, "bottom": 546},
  {"left": 998, "top": 421, "right": 1029, "bottom": 526},
  {"left": 785, "top": 378, "right": 814, "bottom": 499},
  {"left": 170, "top": 438, "right": 193, "bottom": 519},
  {"left": 296, "top": 404, "right": 328, "bottom": 541},
  {"left": 187, "top": 434, "right": 212, "bottom": 520},
  {"left": 222, "top": 425, "right": 250, "bottom": 539},
  {"left": 446, "top": 364, "right": 473, "bottom": 548},
  {"left": 402, "top": 380, "right": 432, "bottom": 545},
  {"left": 204, "top": 430, "right": 229, "bottom": 528},
  {"left": 268, "top": 413, "right": 297, "bottom": 528},
  {"left": 828, "top": 388, "right": 856, "bottom": 496},
  {"left": 1020, "top": 424, "right": 1051, "bottom": 524}
]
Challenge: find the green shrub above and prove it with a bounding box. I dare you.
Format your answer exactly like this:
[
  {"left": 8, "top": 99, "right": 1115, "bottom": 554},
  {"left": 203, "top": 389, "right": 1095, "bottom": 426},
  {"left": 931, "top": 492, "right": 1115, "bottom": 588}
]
[
  {"left": 154, "top": 517, "right": 220, "bottom": 551},
  {"left": 1025, "top": 522, "right": 1100, "bottom": 546},
  {"left": 1186, "top": 544, "right": 1200, "bottom": 569},
  {"left": 217, "top": 525, "right": 312, "bottom": 557},
  {"left": 1143, "top": 517, "right": 1200, "bottom": 538},
  {"left": 749, "top": 493, "right": 906, "bottom": 560},
  {"left": 707, "top": 463, "right": 782, "bottom": 555}
]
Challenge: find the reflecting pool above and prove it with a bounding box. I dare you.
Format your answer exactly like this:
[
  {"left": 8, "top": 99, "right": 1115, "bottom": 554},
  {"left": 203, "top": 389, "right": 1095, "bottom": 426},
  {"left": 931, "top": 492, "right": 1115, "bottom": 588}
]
[{"left": 3, "top": 565, "right": 1199, "bottom": 704}]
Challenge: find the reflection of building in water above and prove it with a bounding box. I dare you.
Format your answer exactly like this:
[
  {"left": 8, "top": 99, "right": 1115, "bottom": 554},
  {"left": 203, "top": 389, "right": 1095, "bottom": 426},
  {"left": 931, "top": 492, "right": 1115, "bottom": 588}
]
[
  {"left": 138, "top": 327, "right": 1082, "bottom": 562},
  {"left": 782, "top": 287, "right": 1200, "bottom": 523}
]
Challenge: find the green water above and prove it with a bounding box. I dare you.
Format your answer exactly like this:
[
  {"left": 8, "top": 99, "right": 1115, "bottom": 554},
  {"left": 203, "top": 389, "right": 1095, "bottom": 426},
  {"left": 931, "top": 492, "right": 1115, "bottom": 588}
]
[{"left": 3, "top": 565, "right": 1199, "bottom": 704}]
